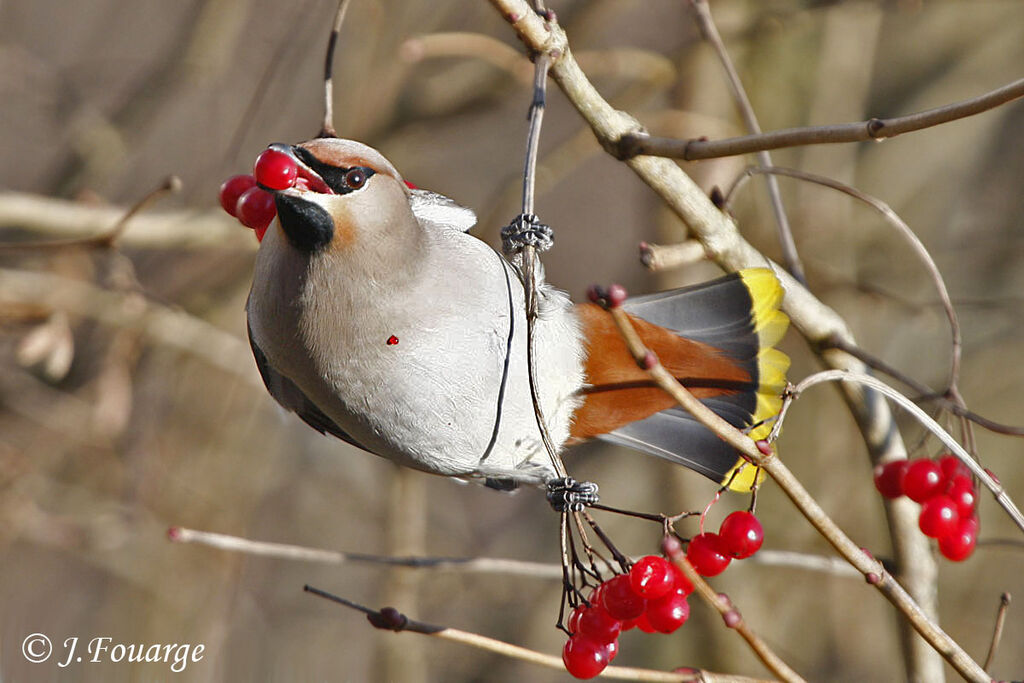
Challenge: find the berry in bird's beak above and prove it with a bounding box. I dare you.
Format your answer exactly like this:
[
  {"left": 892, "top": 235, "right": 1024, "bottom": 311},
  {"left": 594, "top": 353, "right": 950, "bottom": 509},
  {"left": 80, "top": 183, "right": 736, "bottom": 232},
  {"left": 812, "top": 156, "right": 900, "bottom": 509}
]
[
  {"left": 254, "top": 148, "right": 299, "bottom": 190},
  {"left": 217, "top": 143, "right": 341, "bottom": 242}
]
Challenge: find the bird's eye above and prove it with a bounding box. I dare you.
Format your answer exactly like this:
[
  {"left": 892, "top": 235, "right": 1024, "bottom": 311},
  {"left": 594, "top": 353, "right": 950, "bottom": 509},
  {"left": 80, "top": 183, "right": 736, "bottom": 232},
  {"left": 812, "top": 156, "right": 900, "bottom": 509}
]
[{"left": 344, "top": 168, "right": 367, "bottom": 190}]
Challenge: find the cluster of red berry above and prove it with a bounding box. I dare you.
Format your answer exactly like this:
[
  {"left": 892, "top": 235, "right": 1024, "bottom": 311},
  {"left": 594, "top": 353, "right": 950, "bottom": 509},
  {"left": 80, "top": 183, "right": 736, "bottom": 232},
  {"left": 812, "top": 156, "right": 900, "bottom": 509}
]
[
  {"left": 873, "top": 455, "right": 979, "bottom": 561},
  {"left": 686, "top": 510, "right": 764, "bottom": 577},
  {"left": 218, "top": 149, "right": 301, "bottom": 241},
  {"left": 562, "top": 512, "right": 764, "bottom": 679}
]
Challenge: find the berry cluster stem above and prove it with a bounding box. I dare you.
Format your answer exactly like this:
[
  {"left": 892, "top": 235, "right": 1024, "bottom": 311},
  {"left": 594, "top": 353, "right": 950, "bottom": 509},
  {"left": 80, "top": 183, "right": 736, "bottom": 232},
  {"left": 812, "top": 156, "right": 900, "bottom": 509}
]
[
  {"left": 605, "top": 305, "right": 990, "bottom": 682},
  {"left": 662, "top": 537, "right": 805, "bottom": 683}
]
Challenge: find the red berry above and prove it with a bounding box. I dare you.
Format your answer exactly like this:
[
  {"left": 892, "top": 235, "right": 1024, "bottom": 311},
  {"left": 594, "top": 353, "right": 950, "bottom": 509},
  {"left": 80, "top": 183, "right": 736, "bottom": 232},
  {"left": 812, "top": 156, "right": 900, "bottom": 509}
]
[
  {"left": 253, "top": 148, "right": 298, "bottom": 190},
  {"left": 606, "top": 639, "right": 619, "bottom": 662},
  {"left": 576, "top": 605, "right": 621, "bottom": 644},
  {"left": 629, "top": 556, "right": 675, "bottom": 599},
  {"left": 567, "top": 605, "right": 585, "bottom": 633},
  {"left": 687, "top": 533, "right": 731, "bottom": 577},
  {"left": 254, "top": 225, "right": 269, "bottom": 242},
  {"left": 903, "top": 460, "right": 944, "bottom": 503},
  {"left": 236, "top": 187, "right": 277, "bottom": 231},
  {"left": 562, "top": 635, "right": 611, "bottom": 679},
  {"left": 873, "top": 460, "right": 909, "bottom": 499},
  {"left": 645, "top": 590, "right": 690, "bottom": 633},
  {"left": 938, "top": 516, "right": 978, "bottom": 562},
  {"left": 634, "top": 611, "right": 657, "bottom": 633},
  {"left": 718, "top": 511, "right": 764, "bottom": 559},
  {"left": 667, "top": 562, "right": 694, "bottom": 596},
  {"left": 601, "top": 574, "right": 646, "bottom": 620},
  {"left": 587, "top": 583, "right": 606, "bottom": 607},
  {"left": 918, "top": 495, "right": 960, "bottom": 538},
  {"left": 219, "top": 174, "right": 257, "bottom": 217},
  {"left": 947, "top": 475, "right": 977, "bottom": 517},
  {"left": 937, "top": 454, "right": 970, "bottom": 483},
  {"left": 403, "top": 179, "right": 418, "bottom": 190}
]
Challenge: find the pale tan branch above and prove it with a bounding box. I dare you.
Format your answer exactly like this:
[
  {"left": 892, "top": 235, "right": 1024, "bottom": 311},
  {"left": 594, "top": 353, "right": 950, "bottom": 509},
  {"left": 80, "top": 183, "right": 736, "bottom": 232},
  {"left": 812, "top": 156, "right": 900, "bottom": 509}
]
[
  {"left": 0, "top": 268, "right": 258, "bottom": 383},
  {"left": 0, "top": 191, "right": 252, "bottom": 249}
]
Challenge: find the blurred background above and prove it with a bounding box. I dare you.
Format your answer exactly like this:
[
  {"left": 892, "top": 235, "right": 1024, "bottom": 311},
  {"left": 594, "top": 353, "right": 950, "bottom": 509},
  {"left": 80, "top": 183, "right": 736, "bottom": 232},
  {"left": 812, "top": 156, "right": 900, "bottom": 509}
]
[{"left": 2, "top": 0, "right": 1023, "bottom": 680}]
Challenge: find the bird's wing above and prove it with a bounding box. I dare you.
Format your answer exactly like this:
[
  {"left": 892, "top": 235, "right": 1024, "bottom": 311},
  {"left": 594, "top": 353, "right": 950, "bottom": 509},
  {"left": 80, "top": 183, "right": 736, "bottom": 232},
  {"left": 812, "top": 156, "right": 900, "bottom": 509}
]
[
  {"left": 247, "top": 322, "right": 366, "bottom": 450},
  {"left": 408, "top": 188, "right": 477, "bottom": 234}
]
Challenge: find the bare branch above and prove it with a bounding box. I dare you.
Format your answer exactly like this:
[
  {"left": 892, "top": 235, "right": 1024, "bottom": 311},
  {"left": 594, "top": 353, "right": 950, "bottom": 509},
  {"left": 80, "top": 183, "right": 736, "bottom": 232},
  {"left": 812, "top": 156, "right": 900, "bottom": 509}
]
[
  {"left": 684, "top": 0, "right": 805, "bottom": 284},
  {"left": 303, "top": 585, "right": 764, "bottom": 682},
  {"left": 0, "top": 191, "right": 250, "bottom": 249},
  {"left": 319, "top": 0, "right": 352, "bottom": 138},
  {"left": 662, "top": 536, "right": 806, "bottom": 683},
  {"left": 620, "top": 77, "right": 1024, "bottom": 160},
  {"left": 0, "top": 268, "right": 257, "bottom": 383},
  {"left": 485, "top": 8, "right": 936, "bottom": 657},
  {"left": 725, "top": 165, "right": 962, "bottom": 392},
  {"left": 983, "top": 592, "right": 1011, "bottom": 671}
]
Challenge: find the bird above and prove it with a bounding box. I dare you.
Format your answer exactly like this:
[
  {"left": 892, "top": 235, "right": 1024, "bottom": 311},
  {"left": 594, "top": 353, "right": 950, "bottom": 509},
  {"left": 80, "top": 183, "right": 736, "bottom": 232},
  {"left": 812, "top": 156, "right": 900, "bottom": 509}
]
[{"left": 243, "top": 136, "right": 790, "bottom": 494}]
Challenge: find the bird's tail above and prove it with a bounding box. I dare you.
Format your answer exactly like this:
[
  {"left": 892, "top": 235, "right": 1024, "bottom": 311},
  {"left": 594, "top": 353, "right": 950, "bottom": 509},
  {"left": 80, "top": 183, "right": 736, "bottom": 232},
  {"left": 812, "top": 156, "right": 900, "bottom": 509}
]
[{"left": 571, "top": 268, "right": 790, "bottom": 492}]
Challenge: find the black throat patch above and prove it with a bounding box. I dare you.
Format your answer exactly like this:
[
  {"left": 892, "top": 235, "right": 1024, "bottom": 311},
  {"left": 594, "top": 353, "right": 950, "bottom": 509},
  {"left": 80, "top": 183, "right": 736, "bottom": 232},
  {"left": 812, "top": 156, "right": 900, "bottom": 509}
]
[{"left": 275, "top": 194, "right": 333, "bottom": 253}]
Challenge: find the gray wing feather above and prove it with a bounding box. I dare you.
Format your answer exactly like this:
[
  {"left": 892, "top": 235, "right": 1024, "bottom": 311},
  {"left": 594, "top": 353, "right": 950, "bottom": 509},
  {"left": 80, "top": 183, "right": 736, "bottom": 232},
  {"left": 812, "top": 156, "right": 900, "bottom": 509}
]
[
  {"left": 409, "top": 189, "right": 477, "bottom": 233},
  {"left": 597, "top": 404, "right": 743, "bottom": 481},
  {"left": 247, "top": 325, "right": 366, "bottom": 450}
]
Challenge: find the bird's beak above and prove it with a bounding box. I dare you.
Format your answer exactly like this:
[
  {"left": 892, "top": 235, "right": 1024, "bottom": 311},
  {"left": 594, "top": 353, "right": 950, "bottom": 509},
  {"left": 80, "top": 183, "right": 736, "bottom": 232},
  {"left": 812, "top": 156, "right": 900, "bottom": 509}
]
[
  {"left": 261, "top": 143, "right": 336, "bottom": 253},
  {"left": 262, "top": 143, "right": 334, "bottom": 196}
]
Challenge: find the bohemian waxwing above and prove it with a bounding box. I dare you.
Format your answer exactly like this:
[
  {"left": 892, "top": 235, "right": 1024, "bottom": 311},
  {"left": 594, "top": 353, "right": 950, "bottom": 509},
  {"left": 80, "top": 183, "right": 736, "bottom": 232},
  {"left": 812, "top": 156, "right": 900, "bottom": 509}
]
[{"left": 245, "top": 138, "right": 790, "bottom": 492}]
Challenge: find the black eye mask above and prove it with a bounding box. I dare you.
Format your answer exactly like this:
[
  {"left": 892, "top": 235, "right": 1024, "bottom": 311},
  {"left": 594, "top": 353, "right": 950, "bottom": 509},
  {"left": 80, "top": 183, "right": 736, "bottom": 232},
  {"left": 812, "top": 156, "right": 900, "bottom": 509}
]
[{"left": 293, "top": 147, "right": 376, "bottom": 195}]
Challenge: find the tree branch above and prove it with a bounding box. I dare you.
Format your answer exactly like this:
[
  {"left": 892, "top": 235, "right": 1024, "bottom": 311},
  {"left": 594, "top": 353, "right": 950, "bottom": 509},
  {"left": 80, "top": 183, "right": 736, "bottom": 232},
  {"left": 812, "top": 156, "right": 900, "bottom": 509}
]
[{"left": 619, "top": 77, "right": 1024, "bottom": 160}]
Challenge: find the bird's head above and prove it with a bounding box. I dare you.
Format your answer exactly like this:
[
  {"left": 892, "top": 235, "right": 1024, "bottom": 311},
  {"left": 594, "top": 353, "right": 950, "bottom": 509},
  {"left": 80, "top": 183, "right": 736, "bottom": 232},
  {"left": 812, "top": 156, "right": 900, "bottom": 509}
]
[{"left": 258, "top": 138, "right": 418, "bottom": 259}]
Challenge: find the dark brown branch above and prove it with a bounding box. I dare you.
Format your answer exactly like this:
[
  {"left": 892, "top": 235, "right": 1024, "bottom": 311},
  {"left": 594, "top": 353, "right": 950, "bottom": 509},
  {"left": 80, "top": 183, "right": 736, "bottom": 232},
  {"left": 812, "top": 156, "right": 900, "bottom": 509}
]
[
  {"left": 618, "top": 77, "right": 1024, "bottom": 160},
  {"left": 983, "top": 592, "right": 1010, "bottom": 671},
  {"left": 319, "top": 0, "right": 352, "bottom": 138}
]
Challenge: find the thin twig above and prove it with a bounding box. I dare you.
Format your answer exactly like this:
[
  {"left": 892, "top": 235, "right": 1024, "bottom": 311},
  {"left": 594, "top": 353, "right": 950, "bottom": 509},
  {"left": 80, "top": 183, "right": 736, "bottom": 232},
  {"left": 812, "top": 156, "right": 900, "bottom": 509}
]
[
  {"left": 518, "top": 50, "right": 566, "bottom": 479},
  {"left": 983, "top": 592, "right": 1010, "bottom": 671},
  {"left": 725, "top": 165, "right": 962, "bottom": 393},
  {"left": 788, "top": 370, "right": 1024, "bottom": 534},
  {"left": 663, "top": 536, "right": 806, "bottom": 683},
  {"left": 603, "top": 302, "right": 990, "bottom": 682},
  {"left": 685, "top": 0, "right": 804, "bottom": 285},
  {"left": 319, "top": 0, "right": 351, "bottom": 138},
  {"left": 619, "top": 77, "right": 1024, "bottom": 160},
  {"left": 303, "top": 585, "right": 759, "bottom": 682},
  {"left": 821, "top": 336, "right": 1024, "bottom": 437},
  {"left": 169, "top": 525, "right": 865, "bottom": 582},
  {"left": 169, "top": 526, "right": 564, "bottom": 577},
  {"left": 0, "top": 191, "right": 250, "bottom": 248}
]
